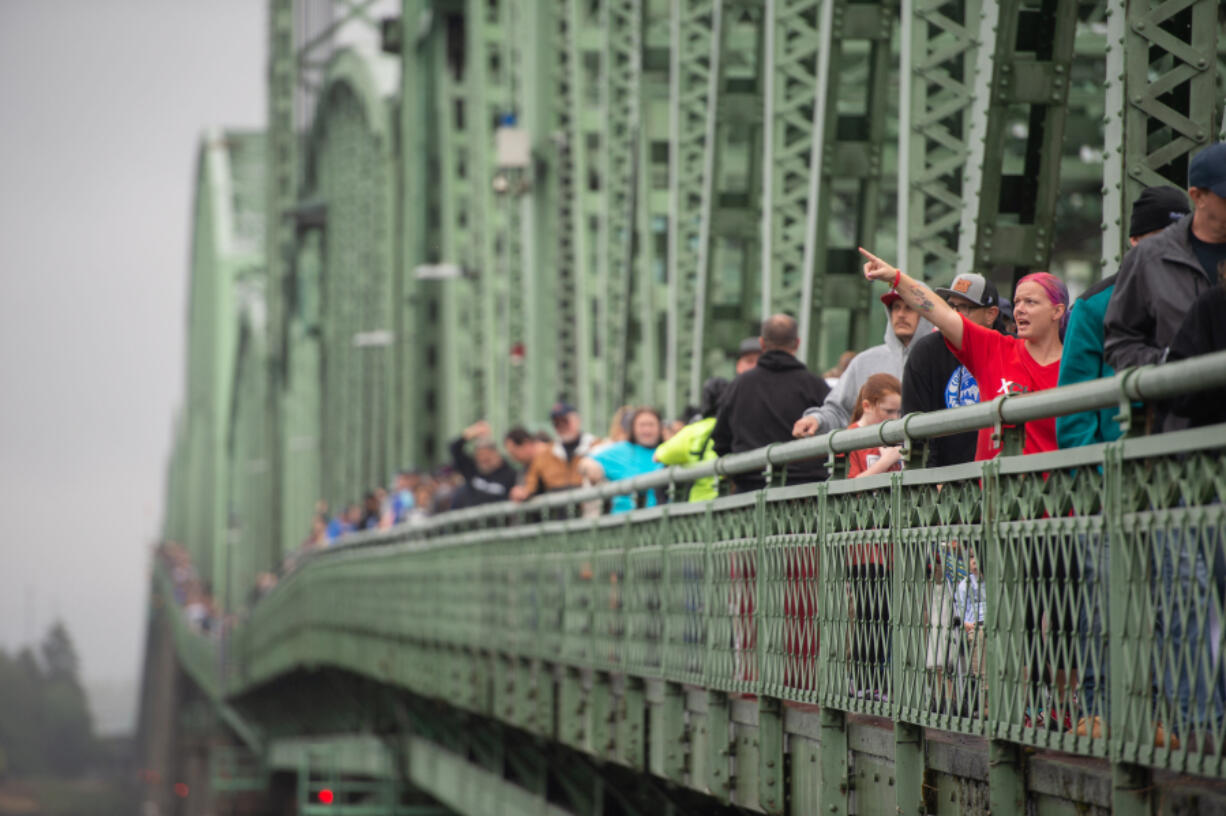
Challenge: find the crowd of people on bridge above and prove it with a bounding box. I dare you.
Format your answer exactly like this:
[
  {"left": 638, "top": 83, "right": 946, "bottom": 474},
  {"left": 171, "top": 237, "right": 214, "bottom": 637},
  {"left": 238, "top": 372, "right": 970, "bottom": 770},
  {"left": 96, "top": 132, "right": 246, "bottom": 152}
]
[
  {"left": 293, "top": 142, "right": 1226, "bottom": 534},
  {"left": 173, "top": 142, "right": 1226, "bottom": 744}
]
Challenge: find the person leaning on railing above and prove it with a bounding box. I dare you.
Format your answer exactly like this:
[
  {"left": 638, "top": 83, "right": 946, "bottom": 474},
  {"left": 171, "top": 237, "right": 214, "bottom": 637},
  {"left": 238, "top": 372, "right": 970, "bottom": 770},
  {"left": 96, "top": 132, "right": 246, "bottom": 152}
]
[
  {"left": 654, "top": 377, "right": 728, "bottom": 502},
  {"left": 843, "top": 373, "right": 904, "bottom": 700},
  {"left": 858, "top": 248, "right": 1078, "bottom": 729},
  {"left": 1164, "top": 261, "right": 1226, "bottom": 428},
  {"left": 858, "top": 247, "right": 1068, "bottom": 459}
]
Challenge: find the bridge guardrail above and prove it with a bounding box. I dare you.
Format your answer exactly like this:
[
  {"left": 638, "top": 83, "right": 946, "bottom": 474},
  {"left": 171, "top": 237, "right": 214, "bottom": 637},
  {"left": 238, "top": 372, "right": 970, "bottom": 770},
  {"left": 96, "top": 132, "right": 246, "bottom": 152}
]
[{"left": 221, "top": 352, "right": 1226, "bottom": 779}]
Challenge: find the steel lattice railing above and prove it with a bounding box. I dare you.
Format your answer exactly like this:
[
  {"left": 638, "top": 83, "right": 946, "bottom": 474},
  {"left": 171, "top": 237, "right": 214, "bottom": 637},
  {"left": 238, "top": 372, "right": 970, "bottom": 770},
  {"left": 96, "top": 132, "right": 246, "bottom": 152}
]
[{"left": 201, "top": 352, "right": 1226, "bottom": 778}]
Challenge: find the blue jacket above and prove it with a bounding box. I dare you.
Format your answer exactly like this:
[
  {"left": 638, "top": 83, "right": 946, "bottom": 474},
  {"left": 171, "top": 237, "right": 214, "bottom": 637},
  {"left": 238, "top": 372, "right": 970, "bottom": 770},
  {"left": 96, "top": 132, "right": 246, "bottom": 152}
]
[{"left": 1056, "top": 276, "right": 1122, "bottom": 448}]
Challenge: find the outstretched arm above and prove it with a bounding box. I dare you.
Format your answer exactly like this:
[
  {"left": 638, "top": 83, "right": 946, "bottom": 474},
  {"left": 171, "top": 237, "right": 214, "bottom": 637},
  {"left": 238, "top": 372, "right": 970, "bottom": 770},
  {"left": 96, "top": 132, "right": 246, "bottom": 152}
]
[{"left": 859, "top": 247, "right": 964, "bottom": 350}]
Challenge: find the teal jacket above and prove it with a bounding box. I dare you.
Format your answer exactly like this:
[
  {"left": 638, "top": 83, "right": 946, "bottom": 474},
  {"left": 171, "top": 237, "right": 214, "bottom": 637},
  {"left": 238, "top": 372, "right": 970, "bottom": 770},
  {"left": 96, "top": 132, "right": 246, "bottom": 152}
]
[{"left": 1056, "top": 276, "right": 1122, "bottom": 448}]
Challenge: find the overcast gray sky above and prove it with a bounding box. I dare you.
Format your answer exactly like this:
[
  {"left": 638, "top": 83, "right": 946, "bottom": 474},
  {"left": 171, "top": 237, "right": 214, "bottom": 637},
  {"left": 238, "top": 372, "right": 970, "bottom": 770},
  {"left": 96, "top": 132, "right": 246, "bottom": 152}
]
[{"left": 0, "top": 1, "right": 265, "bottom": 733}]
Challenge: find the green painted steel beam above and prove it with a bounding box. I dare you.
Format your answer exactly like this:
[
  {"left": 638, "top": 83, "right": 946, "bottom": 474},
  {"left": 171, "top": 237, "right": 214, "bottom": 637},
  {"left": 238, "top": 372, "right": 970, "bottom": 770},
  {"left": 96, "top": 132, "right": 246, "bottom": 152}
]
[
  {"left": 958, "top": 0, "right": 1081, "bottom": 287},
  {"left": 762, "top": 0, "right": 826, "bottom": 337},
  {"left": 553, "top": 0, "right": 600, "bottom": 422},
  {"left": 603, "top": 0, "right": 643, "bottom": 414},
  {"left": 667, "top": 0, "right": 722, "bottom": 416},
  {"left": 897, "top": 0, "right": 982, "bottom": 283},
  {"left": 266, "top": 0, "right": 295, "bottom": 560},
  {"left": 798, "top": 0, "right": 897, "bottom": 368}
]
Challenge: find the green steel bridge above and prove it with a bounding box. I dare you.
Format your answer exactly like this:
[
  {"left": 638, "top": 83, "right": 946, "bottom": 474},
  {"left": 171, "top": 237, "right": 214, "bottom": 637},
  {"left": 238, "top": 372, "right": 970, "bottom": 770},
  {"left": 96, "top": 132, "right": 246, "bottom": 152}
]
[{"left": 139, "top": 0, "right": 1226, "bottom": 813}]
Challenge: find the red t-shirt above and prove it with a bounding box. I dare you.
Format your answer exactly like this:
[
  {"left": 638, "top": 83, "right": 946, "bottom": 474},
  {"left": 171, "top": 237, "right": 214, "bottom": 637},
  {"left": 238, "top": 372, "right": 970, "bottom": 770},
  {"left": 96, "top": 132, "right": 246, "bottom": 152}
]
[
  {"left": 846, "top": 421, "right": 903, "bottom": 478},
  {"left": 945, "top": 315, "right": 1060, "bottom": 460}
]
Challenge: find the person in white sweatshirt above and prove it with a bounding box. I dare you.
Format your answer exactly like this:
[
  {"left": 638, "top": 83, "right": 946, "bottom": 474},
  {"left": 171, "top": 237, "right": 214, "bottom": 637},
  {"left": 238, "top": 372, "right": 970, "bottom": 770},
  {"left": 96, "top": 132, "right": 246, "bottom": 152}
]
[{"left": 792, "top": 291, "right": 933, "bottom": 438}]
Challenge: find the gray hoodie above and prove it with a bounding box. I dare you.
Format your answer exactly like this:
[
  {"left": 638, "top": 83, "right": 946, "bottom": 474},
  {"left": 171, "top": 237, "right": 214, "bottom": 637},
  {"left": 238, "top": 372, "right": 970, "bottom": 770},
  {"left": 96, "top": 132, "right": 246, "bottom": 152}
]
[{"left": 801, "top": 307, "right": 933, "bottom": 432}]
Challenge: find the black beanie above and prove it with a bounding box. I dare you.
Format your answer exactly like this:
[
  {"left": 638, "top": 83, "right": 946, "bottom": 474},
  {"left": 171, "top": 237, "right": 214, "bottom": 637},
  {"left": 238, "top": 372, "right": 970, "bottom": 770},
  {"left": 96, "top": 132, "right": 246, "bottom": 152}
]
[{"left": 1128, "top": 185, "right": 1190, "bottom": 238}]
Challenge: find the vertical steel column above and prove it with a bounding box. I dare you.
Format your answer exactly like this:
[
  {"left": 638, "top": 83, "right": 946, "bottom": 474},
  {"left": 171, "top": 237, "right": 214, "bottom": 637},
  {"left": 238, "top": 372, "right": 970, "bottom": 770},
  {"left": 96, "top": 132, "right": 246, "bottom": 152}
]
[
  {"left": 401, "top": 1, "right": 438, "bottom": 460},
  {"left": 1098, "top": 0, "right": 1128, "bottom": 278},
  {"left": 1105, "top": 443, "right": 1154, "bottom": 815},
  {"left": 467, "top": 0, "right": 507, "bottom": 430},
  {"left": 981, "top": 455, "right": 1029, "bottom": 812},
  {"left": 819, "top": 707, "right": 849, "bottom": 815},
  {"left": 890, "top": 471, "right": 926, "bottom": 814},
  {"left": 1122, "top": 0, "right": 1223, "bottom": 190},
  {"left": 267, "top": 0, "right": 296, "bottom": 558},
  {"left": 955, "top": 0, "right": 1080, "bottom": 287},
  {"left": 603, "top": 0, "right": 643, "bottom": 413},
  {"left": 799, "top": 0, "right": 897, "bottom": 368},
  {"left": 500, "top": 0, "right": 527, "bottom": 429},
  {"left": 634, "top": 1, "right": 673, "bottom": 408},
  {"left": 1103, "top": 0, "right": 1224, "bottom": 276},
  {"left": 554, "top": 0, "right": 579, "bottom": 415},
  {"left": 431, "top": 6, "right": 480, "bottom": 441},
  {"left": 897, "top": 0, "right": 983, "bottom": 283},
  {"left": 280, "top": 226, "right": 323, "bottom": 563},
  {"left": 668, "top": 0, "right": 723, "bottom": 415},
  {"left": 761, "top": 0, "right": 824, "bottom": 322},
  {"left": 680, "top": 2, "right": 764, "bottom": 401},
  {"left": 518, "top": 1, "right": 559, "bottom": 426}
]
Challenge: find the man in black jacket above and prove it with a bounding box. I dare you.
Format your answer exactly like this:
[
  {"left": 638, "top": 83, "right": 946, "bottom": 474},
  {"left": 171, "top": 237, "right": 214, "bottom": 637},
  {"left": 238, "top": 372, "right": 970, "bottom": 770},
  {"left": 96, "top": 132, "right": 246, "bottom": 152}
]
[
  {"left": 449, "top": 420, "right": 519, "bottom": 508},
  {"left": 1166, "top": 279, "right": 1226, "bottom": 428},
  {"left": 712, "top": 314, "right": 831, "bottom": 492},
  {"left": 901, "top": 273, "right": 1003, "bottom": 467},
  {"left": 1104, "top": 142, "right": 1226, "bottom": 370}
]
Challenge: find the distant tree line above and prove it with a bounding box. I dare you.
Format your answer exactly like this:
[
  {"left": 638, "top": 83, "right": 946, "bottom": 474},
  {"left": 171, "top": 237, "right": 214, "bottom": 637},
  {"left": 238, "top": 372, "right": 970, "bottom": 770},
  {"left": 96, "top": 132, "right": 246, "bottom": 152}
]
[{"left": 0, "top": 622, "right": 95, "bottom": 777}]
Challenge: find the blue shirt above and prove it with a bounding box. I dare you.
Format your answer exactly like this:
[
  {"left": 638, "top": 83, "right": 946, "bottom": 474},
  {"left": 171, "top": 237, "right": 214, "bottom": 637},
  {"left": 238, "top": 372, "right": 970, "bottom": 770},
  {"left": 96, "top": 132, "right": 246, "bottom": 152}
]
[
  {"left": 955, "top": 574, "right": 985, "bottom": 625},
  {"left": 326, "top": 517, "right": 351, "bottom": 542},
  {"left": 591, "top": 442, "right": 663, "bottom": 514},
  {"left": 391, "top": 489, "right": 415, "bottom": 523}
]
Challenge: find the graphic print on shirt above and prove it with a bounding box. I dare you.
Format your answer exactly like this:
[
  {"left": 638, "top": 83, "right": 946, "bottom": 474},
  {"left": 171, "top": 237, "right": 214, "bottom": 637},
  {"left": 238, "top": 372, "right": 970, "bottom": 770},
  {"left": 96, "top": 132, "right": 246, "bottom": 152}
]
[
  {"left": 943, "top": 365, "right": 980, "bottom": 409},
  {"left": 996, "top": 377, "right": 1031, "bottom": 397}
]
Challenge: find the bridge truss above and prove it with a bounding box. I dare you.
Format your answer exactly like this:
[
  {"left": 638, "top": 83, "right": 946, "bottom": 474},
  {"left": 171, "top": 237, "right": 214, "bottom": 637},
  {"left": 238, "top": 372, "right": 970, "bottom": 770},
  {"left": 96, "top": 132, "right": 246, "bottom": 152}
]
[{"left": 146, "top": 0, "right": 1226, "bottom": 812}]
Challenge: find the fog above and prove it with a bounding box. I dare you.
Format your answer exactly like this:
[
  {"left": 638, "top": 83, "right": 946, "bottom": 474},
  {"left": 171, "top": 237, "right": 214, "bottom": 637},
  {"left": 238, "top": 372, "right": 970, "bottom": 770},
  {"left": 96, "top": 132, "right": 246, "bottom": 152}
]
[{"left": 0, "top": 1, "right": 266, "bottom": 733}]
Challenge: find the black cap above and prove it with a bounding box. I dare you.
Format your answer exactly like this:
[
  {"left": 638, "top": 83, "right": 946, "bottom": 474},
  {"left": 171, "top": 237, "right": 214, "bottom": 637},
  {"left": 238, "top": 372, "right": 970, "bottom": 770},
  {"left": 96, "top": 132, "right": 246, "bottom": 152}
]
[
  {"left": 1128, "top": 185, "right": 1190, "bottom": 238},
  {"left": 549, "top": 401, "right": 577, "bottom": 420},
  {"left": 736, "top": 337, "right": 761, "bottom": 357}
]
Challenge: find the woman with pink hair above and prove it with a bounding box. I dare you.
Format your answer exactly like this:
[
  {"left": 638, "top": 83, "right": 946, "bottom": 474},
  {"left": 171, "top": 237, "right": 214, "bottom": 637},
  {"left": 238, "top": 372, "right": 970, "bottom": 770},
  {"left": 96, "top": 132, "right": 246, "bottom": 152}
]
[
  {"left": 859, "top": 248, "right": 1067, "bottom": 459},
  {"left": 860, "top": 250, "right": 1074, "bottom": 733}
]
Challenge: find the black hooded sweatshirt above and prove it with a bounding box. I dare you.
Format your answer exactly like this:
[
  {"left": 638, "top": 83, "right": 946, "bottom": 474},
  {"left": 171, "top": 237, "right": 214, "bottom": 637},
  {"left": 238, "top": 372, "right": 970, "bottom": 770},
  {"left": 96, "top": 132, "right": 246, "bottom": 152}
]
[{"left": 711, "top": 349, "right": 832, "bottom": 492}]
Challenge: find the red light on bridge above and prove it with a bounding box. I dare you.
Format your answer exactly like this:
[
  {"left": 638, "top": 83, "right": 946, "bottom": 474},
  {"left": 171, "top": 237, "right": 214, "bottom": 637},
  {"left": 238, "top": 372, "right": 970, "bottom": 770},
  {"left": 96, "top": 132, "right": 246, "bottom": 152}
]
[
  {"left": 318, "top": 788, "right": 334, "bottom": 804},
  {"left": 174, "top": 782, "right": 189, "bottom": 798}
]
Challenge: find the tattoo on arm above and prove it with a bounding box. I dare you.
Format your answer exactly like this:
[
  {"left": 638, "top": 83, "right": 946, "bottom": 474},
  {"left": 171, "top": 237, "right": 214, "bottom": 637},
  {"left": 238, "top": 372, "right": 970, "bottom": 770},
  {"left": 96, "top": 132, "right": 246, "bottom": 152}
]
[{"left": 906, "top": 282, "right": 936, "bottom": 312}]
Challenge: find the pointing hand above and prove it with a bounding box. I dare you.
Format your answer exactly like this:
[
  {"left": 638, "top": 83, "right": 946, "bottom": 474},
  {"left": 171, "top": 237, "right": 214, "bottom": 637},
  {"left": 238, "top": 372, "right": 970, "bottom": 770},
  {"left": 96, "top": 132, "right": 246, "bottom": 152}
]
[{"left": 858, "top": 247, "right": 898, "bottom": 283}]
